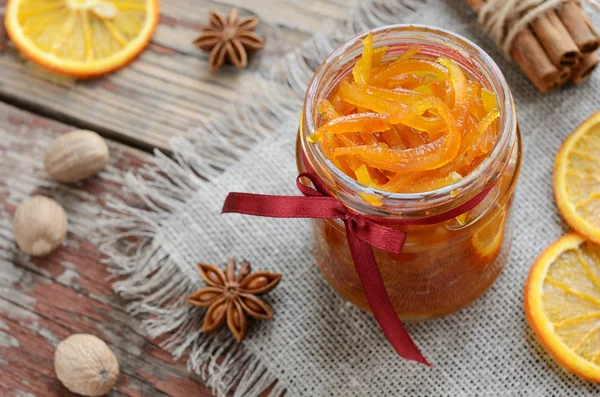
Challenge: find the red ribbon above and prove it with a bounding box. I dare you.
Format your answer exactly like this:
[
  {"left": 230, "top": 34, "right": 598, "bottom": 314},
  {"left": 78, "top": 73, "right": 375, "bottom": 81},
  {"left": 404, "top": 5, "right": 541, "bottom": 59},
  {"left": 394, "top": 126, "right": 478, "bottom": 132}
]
[{"left": 222, "top": 159, "right": 495, "bottom": 366}]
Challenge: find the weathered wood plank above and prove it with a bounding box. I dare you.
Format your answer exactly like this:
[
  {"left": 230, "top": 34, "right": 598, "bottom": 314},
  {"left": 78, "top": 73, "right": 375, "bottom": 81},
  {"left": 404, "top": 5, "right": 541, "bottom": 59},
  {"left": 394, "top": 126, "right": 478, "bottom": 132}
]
[
  {"left": 0, "top": 0, "right": 336, "bottom": 152},
  {"left": 212, "top": 0, "right": 343, "bottom": 35},
  {"left": 0, "top": 102, "right": 213, "bottom": 397}
]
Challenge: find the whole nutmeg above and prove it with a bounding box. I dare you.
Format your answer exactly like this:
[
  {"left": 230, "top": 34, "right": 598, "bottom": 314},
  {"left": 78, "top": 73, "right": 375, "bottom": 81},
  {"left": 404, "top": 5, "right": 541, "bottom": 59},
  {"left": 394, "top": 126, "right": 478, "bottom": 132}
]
[
  {"left": 55, "top": 334, "right": 119, "bottom": 397},
  {"left": 12, "top": 196, "right": 68, "bottom": 256},
  {"left": 45, "top": 130, "right": 110, "bottom": 183}
]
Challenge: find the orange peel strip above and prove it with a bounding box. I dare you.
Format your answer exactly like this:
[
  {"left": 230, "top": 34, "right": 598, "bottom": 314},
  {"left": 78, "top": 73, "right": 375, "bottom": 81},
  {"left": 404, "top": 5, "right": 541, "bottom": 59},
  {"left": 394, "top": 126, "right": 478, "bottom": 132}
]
[
  {"left": 352, "top": 33, "right": 374, "bottom": 84},
  {"left": 437, "top": 57, "right": 467, "bottom": 106},
  {"left": 308, "top": 113, "right": 391, "bottom": 143},
  {"left": 369, "top": 60, "right": 448, "bottom": 86}
]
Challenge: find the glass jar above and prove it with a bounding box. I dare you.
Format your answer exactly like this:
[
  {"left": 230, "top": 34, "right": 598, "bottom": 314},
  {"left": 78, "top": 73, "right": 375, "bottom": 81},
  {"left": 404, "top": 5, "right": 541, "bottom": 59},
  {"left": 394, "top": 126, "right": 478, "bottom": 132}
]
[{"left": 296, "top": 25, "right": 521, "bottom": 321}]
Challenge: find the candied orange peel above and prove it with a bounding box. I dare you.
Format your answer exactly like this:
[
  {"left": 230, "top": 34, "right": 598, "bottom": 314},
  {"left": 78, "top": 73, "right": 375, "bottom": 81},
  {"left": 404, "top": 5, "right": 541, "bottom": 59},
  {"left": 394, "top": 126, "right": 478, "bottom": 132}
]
[{"left": 309, "top": 32, "right": 501, "bottom": 193}]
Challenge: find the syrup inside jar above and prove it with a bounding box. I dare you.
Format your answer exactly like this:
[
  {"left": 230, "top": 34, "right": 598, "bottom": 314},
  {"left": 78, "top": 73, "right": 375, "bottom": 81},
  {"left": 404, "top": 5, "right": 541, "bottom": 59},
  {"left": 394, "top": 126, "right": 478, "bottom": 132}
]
[{"left": 308, "top": 33, "right": 501, "bottom": 197}]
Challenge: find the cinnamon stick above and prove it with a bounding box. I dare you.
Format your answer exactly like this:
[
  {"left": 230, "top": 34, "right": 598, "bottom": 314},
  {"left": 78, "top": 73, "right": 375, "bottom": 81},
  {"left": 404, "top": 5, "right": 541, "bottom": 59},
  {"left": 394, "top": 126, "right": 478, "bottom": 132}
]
[
  {"left": 466, "top": 0, "right": 562, "bottom": 93},
  {"left": 556, "top": 1, "right": 600, "bottom": 54},
  {"left": 557, "top": 67, "right": 572, "bottom": 86},
  {"left": 530, "top": 9, "right": 581, "bottom": 66},
  {"left": 511, "top": 29, "right": 561, "bottom": 93},
  {"left": 571, "top": 53, "right": 599, "bottom": 85}
]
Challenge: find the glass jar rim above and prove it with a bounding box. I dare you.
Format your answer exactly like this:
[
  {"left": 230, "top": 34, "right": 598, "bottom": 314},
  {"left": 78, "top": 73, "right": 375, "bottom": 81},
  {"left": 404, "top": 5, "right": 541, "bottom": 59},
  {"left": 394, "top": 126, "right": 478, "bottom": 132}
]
[{"left": 300, "top": 24, "right": 517, "bottom": 215}]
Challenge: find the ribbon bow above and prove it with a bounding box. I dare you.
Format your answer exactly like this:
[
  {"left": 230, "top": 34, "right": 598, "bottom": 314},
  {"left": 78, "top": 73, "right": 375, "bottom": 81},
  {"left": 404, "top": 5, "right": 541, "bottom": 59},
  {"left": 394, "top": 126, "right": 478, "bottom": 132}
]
[{"left": 222, "top": 162, "right": 495, "bottom": 366}]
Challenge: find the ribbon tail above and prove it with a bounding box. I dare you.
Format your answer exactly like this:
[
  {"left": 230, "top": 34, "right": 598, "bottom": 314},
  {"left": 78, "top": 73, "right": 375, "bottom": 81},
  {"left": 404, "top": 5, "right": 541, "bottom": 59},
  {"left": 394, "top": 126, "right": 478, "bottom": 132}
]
[
  {"left": 345, "top": 223, "right": 431, "bottom": 366},
  {"left": 222, "top": 192, "right": 345, "bottom": 219}
]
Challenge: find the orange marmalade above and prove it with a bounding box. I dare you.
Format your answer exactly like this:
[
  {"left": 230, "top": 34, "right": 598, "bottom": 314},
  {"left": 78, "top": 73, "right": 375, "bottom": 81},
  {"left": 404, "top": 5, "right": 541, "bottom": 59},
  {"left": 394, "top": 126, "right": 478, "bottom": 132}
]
[{"left": 297, "top": 26, "right": 521, "bottom": 320}]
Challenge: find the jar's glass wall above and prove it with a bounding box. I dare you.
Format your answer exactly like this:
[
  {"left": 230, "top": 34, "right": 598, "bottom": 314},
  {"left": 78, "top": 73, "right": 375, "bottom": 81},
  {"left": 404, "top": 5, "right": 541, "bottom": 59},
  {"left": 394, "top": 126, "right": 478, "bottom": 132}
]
[{"left": 296, "top": 25, "right": 522, "bottom": 320}]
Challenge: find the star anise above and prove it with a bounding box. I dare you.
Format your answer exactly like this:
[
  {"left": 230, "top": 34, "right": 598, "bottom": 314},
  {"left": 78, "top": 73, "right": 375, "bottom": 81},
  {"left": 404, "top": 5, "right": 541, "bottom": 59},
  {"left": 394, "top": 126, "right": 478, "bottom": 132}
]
[
  {"left": 187, "top": 258, "right": 281, "bottom": 342},
  {"left": 194, "top": 8, "right": 265, "bottom": 72}
]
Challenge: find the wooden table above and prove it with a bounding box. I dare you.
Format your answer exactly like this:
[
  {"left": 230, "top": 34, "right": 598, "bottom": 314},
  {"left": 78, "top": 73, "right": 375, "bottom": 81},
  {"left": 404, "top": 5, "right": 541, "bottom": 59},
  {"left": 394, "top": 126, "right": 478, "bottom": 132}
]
[{"left": 0, "top": 1, "right": 338, "bottom": 395}]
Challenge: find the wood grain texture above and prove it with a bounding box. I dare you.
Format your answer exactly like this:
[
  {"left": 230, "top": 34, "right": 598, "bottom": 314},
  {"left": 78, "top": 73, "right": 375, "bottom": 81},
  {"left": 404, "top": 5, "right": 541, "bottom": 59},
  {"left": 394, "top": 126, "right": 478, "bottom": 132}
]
[
  {"left": 0, "top": 0, "right": 338, "bottom": 152},
  {"left": 0, "top": 1, "right": 341, "bottom": 394},
  {"left": 0, "top": 102, "right": 213, "bottom": 397}
]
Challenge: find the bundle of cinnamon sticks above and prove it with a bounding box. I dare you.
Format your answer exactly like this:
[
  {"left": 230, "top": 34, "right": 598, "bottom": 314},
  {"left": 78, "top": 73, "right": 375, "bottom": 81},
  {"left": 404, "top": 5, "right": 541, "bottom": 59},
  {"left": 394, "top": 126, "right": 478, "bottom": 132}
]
[{"left": 466, "top": 0, "right": 600, "bottom": 93}]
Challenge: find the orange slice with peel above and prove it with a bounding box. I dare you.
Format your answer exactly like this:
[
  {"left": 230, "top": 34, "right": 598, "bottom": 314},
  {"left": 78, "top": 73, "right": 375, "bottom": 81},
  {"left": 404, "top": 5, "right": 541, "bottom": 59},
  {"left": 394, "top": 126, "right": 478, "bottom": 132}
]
[
  {"left": 471, "top": 209, "right": 505, "bottom": 260},
  {"left": 5, "top": 0, "right": 159, "bottom": 78},
  {"left": 525, "top": 233, "right": 600, "bottom": 382},
  {"left": 554, "top": 111, "right": 600, "bottom": 244}
]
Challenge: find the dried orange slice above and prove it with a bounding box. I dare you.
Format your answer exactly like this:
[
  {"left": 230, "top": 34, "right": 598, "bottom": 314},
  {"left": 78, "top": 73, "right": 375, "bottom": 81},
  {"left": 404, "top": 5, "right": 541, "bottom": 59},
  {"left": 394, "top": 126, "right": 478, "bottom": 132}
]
[
  {"left": 525, "top": 233, "right": 600, "bottom": 382},
  {"left": 5, "top": 0, "right": 159, "bottom": 78},
  {"left": 554, "top": 112, "right": 600, "bottom": 244}
]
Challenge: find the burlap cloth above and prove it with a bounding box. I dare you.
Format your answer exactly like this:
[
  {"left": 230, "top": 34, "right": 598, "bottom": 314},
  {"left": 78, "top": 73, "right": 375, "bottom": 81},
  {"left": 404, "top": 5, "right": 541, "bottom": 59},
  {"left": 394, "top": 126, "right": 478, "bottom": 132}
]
[{"left": 103, "top": 1, "right": 600, "bottom": 395}]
